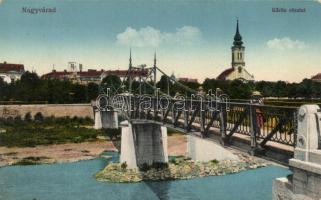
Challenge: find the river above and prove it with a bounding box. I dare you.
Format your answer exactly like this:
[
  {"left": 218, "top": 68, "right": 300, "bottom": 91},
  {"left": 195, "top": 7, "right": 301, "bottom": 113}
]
[{"left": 0, "top": 152, "right": 290, "bottom": 200}]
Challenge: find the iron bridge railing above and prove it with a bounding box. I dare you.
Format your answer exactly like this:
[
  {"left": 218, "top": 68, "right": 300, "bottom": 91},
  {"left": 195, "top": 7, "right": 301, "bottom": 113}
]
[{"left": 102, "top": 94, "right": 298, "bottom": 151}]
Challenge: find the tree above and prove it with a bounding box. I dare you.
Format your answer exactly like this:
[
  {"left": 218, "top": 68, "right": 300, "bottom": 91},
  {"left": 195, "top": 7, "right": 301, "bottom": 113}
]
[
  {"left": 157, "top": 75, "right": 172, "bottom": 95},
  {"left": 71, "top": 83, "right": 86, "bottom": 103},
  {"left": 101, "top": 75, "right": 122, "bottom": 94},
  {"left": 287, "top": 83, "right": 299, "bottom": 98},
  {"left": 255, "top": 81, "right": 274, "bottom": 97},
  {"left": 273, "top": 81, "right": 287, "bottom": 97},
  {"left": 87, "top": 82, "right": 99, "bottom": 101},
  {"left": 228, "top": 79, "right": 252, "bottom": 99},
  {"left": 20, "top": 71, "right": 40, "bottom": 86},
  {"left": 13, "top": 71, "right": 41, "bottom": 102},
  {"left": 298, "top": 79, "right": 313, "bottom": 99},
  {"left": 0, "top": 77, "right": 7, "bottom": 101},
  {"left": 202, "top": 79, "right": 229, "bottom": 94}
]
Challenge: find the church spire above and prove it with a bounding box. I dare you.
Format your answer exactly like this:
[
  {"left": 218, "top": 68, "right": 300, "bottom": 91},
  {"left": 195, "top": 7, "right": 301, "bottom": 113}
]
[
  {"left": 153, "top": 51, "right": 157, "bottom": 67},
  {"left": 233, "top": 19, "right": 243, "bottom": 47},
  {"left": 129, "top": 48, "right": 132, "bottom": 67},
  {"left": 236, "top": 19, "right": 240, "bottom": 34}
]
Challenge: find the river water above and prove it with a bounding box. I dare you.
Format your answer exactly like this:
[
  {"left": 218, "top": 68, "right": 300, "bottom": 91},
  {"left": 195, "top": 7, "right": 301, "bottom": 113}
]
[{"left": 0, "top": 152, "right": 290, "bottom": 200}]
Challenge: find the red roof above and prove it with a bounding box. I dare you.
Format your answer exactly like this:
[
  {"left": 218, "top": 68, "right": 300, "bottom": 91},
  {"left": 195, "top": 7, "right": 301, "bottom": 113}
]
[
  {"left": 178, "top": 77, "right": 198, "bottom": 83},
  {"left": 42, "top": 69, "right": 149, "bottom": 79},
  {"left": 311, "top": 73, "right": 321, "bottom": 80},
  {"left": 42, "top": 71, "right": 72, "bottom": 79},
  {"left": 217, "top": 67, "right": 235, "bottom": 80},
  {"left": 103, "top": 69, "right": 148, "bottom": 77},
  {"left": 79, "top": 70, "right": 103, "bottom": 77},
  {"left": 0, "top": 62, "right": 24, "bottom": 73}
]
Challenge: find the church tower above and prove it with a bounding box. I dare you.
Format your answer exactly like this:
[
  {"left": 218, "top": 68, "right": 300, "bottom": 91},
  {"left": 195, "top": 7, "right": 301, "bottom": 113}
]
[
  {"left": 231, "top": 20, "right": 245, "bottom": 70},
  {"left": 217, "top": 19, "right": 254, "bottom": 81}
]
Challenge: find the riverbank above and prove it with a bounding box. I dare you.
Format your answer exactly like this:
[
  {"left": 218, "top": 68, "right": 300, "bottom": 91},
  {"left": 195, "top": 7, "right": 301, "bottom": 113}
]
[
  {"left": 0, "top": 134, "right": 187, "bottom": 167},
  {"left": 1, "top": 133, "right": 273, "bottom": 183},
  {"left": 0, "top": 140, "right": 114, "bottom": 166},
  {"left": 95, "top": 156, "right": 268, "bottom": 183}
]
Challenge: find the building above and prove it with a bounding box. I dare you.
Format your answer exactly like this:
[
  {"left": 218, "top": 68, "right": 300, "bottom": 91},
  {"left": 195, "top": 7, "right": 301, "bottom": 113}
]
[
  {"left": 0, "top": 61, "right": 25, "bottom": 83},
  {"left": 217, "top": 20, "right": 254, "bottom": 81},
  {"left": 42, "top": 69, "right": 103, "bottom": 84},
  {"left": 42, "top": 62, "right": 148, "bottom": 84},
  {"left": 101, "top": 68, "right": 148, "bottom": 82},
  {"left": 178, "top": 77, "right": 199, "bottom": 83},
  {"left": 311, "top": 73, "right": 321, "bottom": 82}
]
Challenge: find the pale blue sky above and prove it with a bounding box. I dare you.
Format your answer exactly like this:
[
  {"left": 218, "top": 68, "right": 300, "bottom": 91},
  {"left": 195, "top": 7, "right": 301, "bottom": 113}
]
[{"left": 0, "top": 0, "right": 320, "bottom": 82}]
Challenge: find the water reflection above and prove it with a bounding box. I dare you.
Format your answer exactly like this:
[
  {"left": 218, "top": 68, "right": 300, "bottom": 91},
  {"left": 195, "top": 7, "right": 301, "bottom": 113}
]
[{"left": 145, "top": 181, "right": 171, "bottom": 200}]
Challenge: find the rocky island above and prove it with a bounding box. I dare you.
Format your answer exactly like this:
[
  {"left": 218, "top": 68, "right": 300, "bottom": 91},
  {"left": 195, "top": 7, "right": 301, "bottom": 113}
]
[{"left": 95, "top": 155, "right": 268, "bottom": 183}]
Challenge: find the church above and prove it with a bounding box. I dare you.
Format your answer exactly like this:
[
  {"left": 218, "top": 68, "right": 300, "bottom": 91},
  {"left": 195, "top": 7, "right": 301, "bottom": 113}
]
[{"left": 217, "top": 20, "right": 254, "bottom": 81}]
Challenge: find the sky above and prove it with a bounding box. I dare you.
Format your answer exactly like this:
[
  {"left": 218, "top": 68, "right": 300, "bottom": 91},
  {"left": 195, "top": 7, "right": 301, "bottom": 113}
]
[{"left": 0, "top": 0, "right": 321, "bottom": 82}]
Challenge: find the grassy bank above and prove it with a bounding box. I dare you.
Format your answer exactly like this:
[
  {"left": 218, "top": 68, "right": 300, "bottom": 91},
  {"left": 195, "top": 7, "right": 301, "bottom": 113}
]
[{"left": 0, "top": 116, "right": 120, "bottom": 147}]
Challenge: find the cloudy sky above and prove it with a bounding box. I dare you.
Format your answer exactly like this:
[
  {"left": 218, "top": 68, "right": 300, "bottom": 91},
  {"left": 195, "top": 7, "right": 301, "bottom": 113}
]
[{"left": 0, "top": 0, "right": 321, "bottom": 82}]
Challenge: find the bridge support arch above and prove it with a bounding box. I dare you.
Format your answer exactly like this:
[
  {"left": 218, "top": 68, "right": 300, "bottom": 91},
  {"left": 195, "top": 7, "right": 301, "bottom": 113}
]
[{"left": 120, "top": 120, "right": 168, "bottom": 169}]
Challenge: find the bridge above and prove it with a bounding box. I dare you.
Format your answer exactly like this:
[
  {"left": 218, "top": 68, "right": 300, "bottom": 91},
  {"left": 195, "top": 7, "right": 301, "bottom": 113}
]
[
  {"left": 94, "top": 52, "right": 298, "bottom": 164},
  {"left": 93, "top": 53, "right": 321, "bottom": 199}
]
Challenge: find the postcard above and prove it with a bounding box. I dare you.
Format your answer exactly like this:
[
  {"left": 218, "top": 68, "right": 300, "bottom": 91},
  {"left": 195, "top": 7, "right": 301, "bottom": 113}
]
[{"left": 0, "top": 1, "right": 321, "bottom": 200}]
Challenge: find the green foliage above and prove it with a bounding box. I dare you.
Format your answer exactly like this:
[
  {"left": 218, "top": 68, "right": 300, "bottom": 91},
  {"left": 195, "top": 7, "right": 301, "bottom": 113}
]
[
  {"left": 170, "top": 158, "right": 179, "bottom": 165},
  {"left": 104, "top": 128, "right": 121, "bottom": 140},
  {"left": 0, "top": 116, "right": 102, "bottom": 147},
  {"left": 203, "top": 78, "right": 321, "bottom": 99},
  {"left": 3, "top": 70, "right": 321, "bottom": 103},
  {"left": 101, "top": 75, "right": 121, "bottom": 95},
  {"left": 157, "top": 75, "right": 174, "bottom": 94},
  {"left": 228, "top": 80, "right": 253, "bottom": 99},
  {"left": 0, "top": 71, "right": 99, "bottom": 103},
  {"left": 121, "top": 162, "right": 127, "bottom": 170},
  {"left": 87, "top": 82, "right": 99, "bottom": 101},
  {"left": 203, "top": 78, "right": 229, "bottom": 93},
  {"left": 210, "top": 159, "right": 219, "bottom": 164},
  {"left": 167, "top": 127, "right": 184, "bottom": 136},
  {"left": 169, "top": 156, "right": 187, "bottom": 165}
]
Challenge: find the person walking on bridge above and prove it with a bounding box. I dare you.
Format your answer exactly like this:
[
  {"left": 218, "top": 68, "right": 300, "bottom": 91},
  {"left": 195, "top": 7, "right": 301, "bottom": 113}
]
[{"left": 251, "top": 91, "right": 264, "bottom": 135}]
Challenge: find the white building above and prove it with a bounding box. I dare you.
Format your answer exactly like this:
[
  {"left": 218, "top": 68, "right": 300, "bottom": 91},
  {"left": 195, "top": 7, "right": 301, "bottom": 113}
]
[
  {"left": 217, "top": 20, "right": 254, "bottom": 81},
  {"left": 0, "top": 62, "right": 25, "bottom": 83}
]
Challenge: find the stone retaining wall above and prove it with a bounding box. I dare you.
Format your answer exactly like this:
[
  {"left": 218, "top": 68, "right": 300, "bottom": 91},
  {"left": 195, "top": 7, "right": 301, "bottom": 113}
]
[{"left": 0, "top": 104, "right": 94, "bottom": 119}]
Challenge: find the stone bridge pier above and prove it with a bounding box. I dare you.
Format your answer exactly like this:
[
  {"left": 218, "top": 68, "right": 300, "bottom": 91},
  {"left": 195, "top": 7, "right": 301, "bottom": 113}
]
[
  {"left": 273, "top": 105, "right": 321, "bottom": 200},
  {"left": 93, "top": 109, "right": 118, "bottom": 129},
  {"left": 120, "top": 121, "right": 168, "bottom": 169}
]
